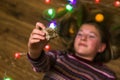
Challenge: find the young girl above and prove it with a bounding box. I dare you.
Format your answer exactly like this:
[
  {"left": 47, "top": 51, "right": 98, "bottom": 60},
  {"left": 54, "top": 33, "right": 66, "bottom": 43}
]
[{"left": 27, "top": 21, "right": 116, "bottom": 80}]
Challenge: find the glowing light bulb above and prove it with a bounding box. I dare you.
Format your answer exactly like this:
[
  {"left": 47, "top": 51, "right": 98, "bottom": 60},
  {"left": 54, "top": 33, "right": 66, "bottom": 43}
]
[
  {"left": 14, "top": 52, "right": 21, "bottom": 59},
  {"left": 95, "top": 13, "right": 104, "bottom": 22},
  {"left": 4, "top": 77, "right": 12, "bottom": 80},
  {"left": 43, "top": 8, "right": 56, "bottom": 20},
  {"left": 114, "top": 0, "right": 120, "bottom": 7},
  {"left": 44, "top": 45, "right": 50, "bottom": 51},
  {"left": 14, "top": 52, "right": 26, "bottom": 59},
  {"left": 45, "top": 0, "right": 51, "bottom": 4},
  {"left": 49, "top": 21, "right": 57, "bottom": 29},
  {"left": 68, "top": 0, "right": 76, "bottom": 5},
  {"left": 48, "top": 9, "right": 53, "bottom": 15},
  {"left": 66, "top": 4, "right": 73, "bottom": 12},
  {"left": 47, "top": 8, "right": 56, "bottom": 19},
  {"left": 95, "top": 0, "right": 100, "bottom": 4}
]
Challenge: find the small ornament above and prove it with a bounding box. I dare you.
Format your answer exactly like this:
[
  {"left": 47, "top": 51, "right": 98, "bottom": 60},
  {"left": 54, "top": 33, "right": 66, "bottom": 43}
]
[{"left": 42, "top": 27, "right": 58, "bottom": 40}]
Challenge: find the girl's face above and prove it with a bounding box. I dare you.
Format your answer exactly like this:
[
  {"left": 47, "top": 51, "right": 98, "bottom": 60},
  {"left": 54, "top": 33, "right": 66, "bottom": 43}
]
[{"left": 74, "top": 24, "right": 106, "bottom": 61}]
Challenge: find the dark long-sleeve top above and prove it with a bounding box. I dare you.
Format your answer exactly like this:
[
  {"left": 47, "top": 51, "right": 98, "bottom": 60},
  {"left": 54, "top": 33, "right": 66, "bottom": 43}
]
[{"left": 27, "top": 50, "right": 116, "bottom": 80}]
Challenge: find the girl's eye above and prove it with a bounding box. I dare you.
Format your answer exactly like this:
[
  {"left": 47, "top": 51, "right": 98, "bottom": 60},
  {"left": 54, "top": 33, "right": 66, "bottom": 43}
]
[
  {"left": 88, "top": 34, "right": 96, "bottom": 38},
  {"left": 77, "top": 33, "right": 83, "bottom": 36}
]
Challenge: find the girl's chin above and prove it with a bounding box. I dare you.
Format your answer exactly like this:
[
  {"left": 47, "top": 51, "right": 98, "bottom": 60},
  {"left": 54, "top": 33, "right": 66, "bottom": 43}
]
[{"left": 76, "top": 51, "right": 85, "bottom": 54}]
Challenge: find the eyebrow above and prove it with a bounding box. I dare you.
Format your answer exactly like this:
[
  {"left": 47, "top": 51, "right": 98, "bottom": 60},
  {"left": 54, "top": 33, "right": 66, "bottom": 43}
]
[{"left": 78, "top": 30, "right": 98, "bottom": 36}]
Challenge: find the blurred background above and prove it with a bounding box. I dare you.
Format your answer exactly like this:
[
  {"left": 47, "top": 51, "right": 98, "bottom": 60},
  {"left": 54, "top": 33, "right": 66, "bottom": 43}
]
[{"left": 0, "top": 0, "right": 120, "bottom": 80}]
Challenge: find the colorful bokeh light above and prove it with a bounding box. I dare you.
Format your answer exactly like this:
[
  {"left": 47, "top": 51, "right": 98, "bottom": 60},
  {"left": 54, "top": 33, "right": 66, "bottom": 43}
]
[
  {"left": 4, "top": 77, "right": 12, "bottom": 80},
  {"left": 95, "top": 0, "right": 100, "bottom": 4},
  {"left": 44, "top": 44, "right": 50, "bottom": 51},
  {"left": 49, "top": 21, "right": 57, "bottom": 29},
  {"left": 114, "top": 0, "right": 120, "bottom": 7},
  {"left": 95, "top": 13, "right": 104, "bottom": 22},
  {"left": 45, "top": 0, "right": 51, "bottom": 4},
  {"left": 68, "top": 0, "right": 77, "bottom": 5},
  {"left": 66, "top": 4, "right": 73, "bottom": 12},
  {"left": 14, "top": 52, "right": 21, "bottom": 59}
]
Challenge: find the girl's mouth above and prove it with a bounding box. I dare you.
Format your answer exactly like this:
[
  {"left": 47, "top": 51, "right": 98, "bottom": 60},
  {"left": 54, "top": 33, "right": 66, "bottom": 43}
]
[{"left": 79, "top": 43, "right": 87, "bottom": 47}]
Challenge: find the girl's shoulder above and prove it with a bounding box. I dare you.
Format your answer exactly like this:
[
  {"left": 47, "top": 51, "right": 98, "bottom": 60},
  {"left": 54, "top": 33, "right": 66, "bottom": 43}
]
[{"left": 99, "top": 64, "right": 116, "bottom": 79}]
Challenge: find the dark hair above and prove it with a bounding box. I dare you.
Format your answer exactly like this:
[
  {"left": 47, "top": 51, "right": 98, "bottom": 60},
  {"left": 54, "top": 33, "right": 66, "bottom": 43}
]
[
  {"left": 59, "top": 16, "right": 79, "bottom": 40},
  {"left": 67, "top": 20, "right": 112, "bottom": 63}
]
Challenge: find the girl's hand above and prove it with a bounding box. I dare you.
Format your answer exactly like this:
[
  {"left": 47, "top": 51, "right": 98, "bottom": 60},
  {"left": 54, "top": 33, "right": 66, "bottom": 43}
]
[{"left": 28, "top": 22, "right": 48, "bottom": 59}]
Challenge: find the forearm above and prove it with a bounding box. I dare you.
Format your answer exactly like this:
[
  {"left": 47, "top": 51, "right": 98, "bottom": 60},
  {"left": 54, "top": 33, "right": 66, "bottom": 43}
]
[{"left": 28, "top": 22, "right": 48, "bottom": 59}]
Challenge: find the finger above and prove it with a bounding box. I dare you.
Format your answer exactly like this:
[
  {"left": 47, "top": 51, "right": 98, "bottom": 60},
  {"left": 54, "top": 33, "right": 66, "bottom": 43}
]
[
  {"left": 29, "top": 35, "right": 45, "bottom": 44},
  {"left": 29, "top": 39, "right": 41, "bottom": 44},
  {"left": 31, "top": 34, "right": 46, "bottom": 40},
  {"left": 31, "top": 29, "right": 46, "bottom": 36},
  {"left": 36, "top": 22, "right": 46, "bottom": 30}
]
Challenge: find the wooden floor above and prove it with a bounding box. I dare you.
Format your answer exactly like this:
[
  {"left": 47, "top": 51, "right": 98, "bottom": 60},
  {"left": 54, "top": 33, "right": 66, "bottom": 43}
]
[{"left": 0, "top": 0, "right": 120, "bottom": 80}]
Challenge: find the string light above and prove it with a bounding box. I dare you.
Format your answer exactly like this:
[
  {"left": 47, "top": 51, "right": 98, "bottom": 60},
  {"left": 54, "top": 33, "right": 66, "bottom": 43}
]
[
  {"left": 49, "top": 21, "right": 57, "bottom": 29},
  {"left": 114, "top": 0, "right": 120, "bottom": 7},
  {"left": 95, "top": 13, "right": 104, "bottom": 22},
  {"left": 14, "top": 52, "right": 26, "bottom": 59},
  {"left": 44, "top": 44, "right": 50, "bottom": 51},
  {"left": 48, "top": 9, "right": 53, "bottom": 15},
  {"left": 14, "top": 52, "right": 21, "bottom": 59},
  {"left": 48, "top": 8, "right": 56, "bottom": 17},
  {"left": 2, "top": 0, "right": 119, "bottom": 79},
  {"left": 43, "top": 8, "right": 56, "bottom": 20},
  {"left": 94, "top": 0, "right": 100, "bottom": 4},
  {"left": 67, "top": 0, "right": 77, "bottom": 5},
  {"left": 4, "top": 77, "right": 12, "bottom": 80},
  {"left": 45, "top": 0, "right": 51, "bottom": 4},
  {"left": 66, "top": 4, "right": 73, "bottom": 12}
]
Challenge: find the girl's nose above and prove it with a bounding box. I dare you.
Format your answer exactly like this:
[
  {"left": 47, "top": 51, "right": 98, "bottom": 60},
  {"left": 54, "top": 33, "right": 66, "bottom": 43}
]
[{"left": 81, "top": 35, "right": 87, "bottom": 41}]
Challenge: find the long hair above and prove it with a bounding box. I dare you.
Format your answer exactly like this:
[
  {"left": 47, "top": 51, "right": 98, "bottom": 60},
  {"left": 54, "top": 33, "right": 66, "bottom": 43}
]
[{"left": 67, "top": 20, "right": 112, "bottom": 63}]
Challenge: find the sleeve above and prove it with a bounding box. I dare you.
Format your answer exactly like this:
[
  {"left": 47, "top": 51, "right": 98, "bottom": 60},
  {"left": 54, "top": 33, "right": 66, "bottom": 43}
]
[
  {"left": 101, "top": 64, "right": 117, "bottom": 80},
  {"left": 27, "top": 50, "right": 57, "bottom": 72}
]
